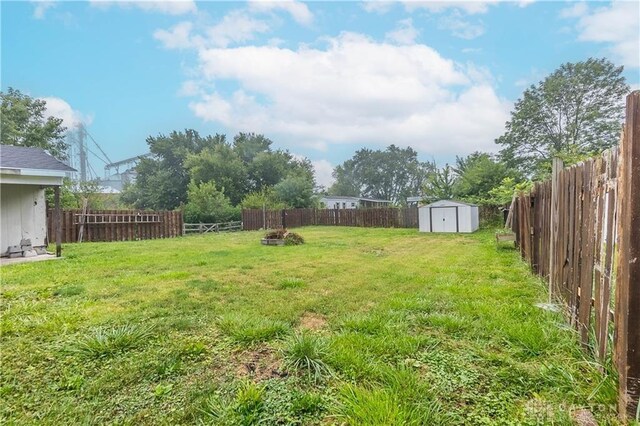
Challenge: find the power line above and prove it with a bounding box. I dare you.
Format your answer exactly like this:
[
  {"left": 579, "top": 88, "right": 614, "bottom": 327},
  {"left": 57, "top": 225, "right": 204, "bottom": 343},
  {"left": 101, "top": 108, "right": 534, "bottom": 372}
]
[{"left": 85, "top": 129, "right": 113, "bottom": 165}]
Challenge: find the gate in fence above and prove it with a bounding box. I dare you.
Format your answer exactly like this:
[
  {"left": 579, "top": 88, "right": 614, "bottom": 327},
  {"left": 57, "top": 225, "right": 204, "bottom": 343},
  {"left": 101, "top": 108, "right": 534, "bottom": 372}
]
[{"left": 183, "top": 221, "right": 243, "bottom": 234}]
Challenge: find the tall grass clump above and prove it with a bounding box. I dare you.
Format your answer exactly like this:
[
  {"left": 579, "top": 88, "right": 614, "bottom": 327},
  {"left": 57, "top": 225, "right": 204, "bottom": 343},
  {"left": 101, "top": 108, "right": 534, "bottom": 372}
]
[
  {"left": 337, "top": 384, "right": 440, "bottom": 425},
  {"left": 282, "top": 333, "right": 332, "bottom": 381},
  {"left": 67, "top": 324, "right": 154, "bottom": 359},
  {"left": 200, "top": 381, "right": 265, "bottom": 424},
  {"left": 277, "top": 278, "right": 305, "bottom": 290},
  {"left": 217, "top": 313, "right": 289, "bottom": 345}
]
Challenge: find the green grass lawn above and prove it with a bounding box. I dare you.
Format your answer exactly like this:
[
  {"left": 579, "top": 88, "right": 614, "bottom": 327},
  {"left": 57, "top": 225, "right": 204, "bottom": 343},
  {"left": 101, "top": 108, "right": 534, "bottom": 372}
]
[{"left": 1, "top": 227, "right": 618, "bottom": 425}]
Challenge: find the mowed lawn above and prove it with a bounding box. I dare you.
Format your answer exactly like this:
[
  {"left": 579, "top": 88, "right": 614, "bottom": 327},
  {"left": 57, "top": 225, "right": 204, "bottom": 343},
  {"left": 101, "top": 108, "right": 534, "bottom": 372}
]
[{"left": 1, "top": 227, "right": 618, "bottom": 425}]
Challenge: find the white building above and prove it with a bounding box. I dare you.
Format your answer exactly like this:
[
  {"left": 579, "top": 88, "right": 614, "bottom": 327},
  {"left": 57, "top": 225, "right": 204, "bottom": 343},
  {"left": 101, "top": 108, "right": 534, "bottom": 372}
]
[
  {"left": 320, "top": 196, "right": 392, "bottom": 209},
  {"left": 1, "top": 145, "right": 75, "bottom": 257},
  {"left": 418, "top": 200, "right": 479, "bottom": 233}
]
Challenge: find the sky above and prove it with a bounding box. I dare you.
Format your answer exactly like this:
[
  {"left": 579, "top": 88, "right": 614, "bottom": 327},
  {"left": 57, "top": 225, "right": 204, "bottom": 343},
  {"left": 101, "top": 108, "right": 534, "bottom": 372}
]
[{"left": 2, "top": 0, "right": 639, "bottom": 187}]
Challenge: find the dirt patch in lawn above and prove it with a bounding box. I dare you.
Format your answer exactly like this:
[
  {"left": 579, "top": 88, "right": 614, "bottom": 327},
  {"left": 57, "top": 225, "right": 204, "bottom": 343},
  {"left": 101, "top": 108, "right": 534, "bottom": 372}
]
[
  {"left": 235, "top": 346, "right": 286, "bottom": 381},
  {"left": 298, "top": 312, "right": 328, "bottom": 331}
]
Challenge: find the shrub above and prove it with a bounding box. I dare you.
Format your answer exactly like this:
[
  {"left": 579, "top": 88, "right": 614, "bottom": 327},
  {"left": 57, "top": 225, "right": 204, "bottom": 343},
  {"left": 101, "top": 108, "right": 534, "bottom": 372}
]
[
  {"left": 282, "top": 333, "right": 332, "bottom": 381},
  {"left": 183, "top": 180, "right": 240, "bottom": 223}
]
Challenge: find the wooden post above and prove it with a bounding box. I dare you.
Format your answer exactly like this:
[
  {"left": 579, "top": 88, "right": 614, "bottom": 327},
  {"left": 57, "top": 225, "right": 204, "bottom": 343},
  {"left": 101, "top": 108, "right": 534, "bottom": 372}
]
[
  {"left": 548, "top": 158, "right": 563, "bottom": 303},
  {"left": 615, "top": 91, "right": 640, "bottom": 422},
  {"left": 77, "top": 198, "right": 88, "bottom": 243},
  {"left": 54, "top": 186, "right": 62, "bottom": 257}
]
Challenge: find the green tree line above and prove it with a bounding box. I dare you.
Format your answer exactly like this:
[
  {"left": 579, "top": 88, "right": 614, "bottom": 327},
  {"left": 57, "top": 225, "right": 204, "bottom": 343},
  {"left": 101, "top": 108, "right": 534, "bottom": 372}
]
[{"left": 1, "top": 57, "right": 630, "bottom": 220}]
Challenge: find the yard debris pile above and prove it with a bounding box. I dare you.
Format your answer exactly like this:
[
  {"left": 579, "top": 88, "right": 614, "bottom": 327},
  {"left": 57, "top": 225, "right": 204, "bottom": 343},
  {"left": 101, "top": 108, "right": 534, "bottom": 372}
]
[{"left": 262, "top": 228, "right": 305, "bottom": 246}]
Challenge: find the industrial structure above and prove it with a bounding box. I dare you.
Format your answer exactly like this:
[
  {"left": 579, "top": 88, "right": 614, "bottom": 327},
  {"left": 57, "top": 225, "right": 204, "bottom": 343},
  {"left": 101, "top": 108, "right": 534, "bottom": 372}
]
[{"left": 64, "top": 123, "right": 149, "bottom": 192}]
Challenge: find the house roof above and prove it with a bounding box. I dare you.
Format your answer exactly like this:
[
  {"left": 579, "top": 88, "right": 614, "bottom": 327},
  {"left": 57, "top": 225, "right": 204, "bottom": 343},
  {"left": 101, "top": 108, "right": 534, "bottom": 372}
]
[
  {"left": 321, "top": 195, "right": 391, "bottom": 203},
  {"left": 422, "top": 199, "right": 478, "bottom": 208},
  {"left": 0, "top": 145, "right": 76, "bottom": 172}
]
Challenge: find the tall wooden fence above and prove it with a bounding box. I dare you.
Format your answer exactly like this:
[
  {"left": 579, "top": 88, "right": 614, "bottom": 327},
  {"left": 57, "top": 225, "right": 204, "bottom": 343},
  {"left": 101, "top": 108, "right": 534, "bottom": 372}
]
[
  {"left": 47, "top": 209, "right": 183, "bottom": 243},
  {"left": 510, "top": 91, "right": 639, "bottom": 421},
  {"left": 242, "top": 207, "right": 419, "bottom": 230}
]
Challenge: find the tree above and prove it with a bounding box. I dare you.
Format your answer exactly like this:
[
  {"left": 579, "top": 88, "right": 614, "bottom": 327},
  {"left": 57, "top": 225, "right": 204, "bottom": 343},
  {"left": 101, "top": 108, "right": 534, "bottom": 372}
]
[
  {"left": 453, "top": 152, "right": 516, "bottom": 204},
  {"left": 422, "top": 164, "right": 457, "bottom": 203},
  {"left": 0, "top": 87, "right": 68, "bottom": 160},
  {"left": 487, "top": 177, "right": 533, "bottom": 206},
  {"left": 496, "top": 58, "right": 629, "bottom": 176},
  {"left": 328, "top": 145, "right": 433, "bottom": 204},
  {"left": 121, "top": 130, "right": 222, "bottom": 210},
  {"left": 183, "top": 180, "right": 240, "bottom": 223},
  {"left": 274, "top": 175, "right": 316, "bottom": 208},
  {"left": 241, "top": 187, "right": 286, "bottom": 210},
  {"left": 232, "top": 132, "right": 273, "bottom": 163},
  {"left": 185, "top": 143, "right": 248, "bottom": 206}
]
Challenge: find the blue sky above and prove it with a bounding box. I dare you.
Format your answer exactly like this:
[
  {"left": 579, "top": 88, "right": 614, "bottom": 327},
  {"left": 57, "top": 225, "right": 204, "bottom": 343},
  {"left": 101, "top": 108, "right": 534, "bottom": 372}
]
[{"left": 2, "top": 0, "right": 639, "bottom": 186}]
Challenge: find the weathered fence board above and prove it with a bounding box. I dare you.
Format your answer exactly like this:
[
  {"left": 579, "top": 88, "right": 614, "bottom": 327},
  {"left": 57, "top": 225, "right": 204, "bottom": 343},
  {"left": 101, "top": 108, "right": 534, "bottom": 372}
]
[
  {"left": 242, "top": 207, "right": 419, "bottom": 230},
  {"left": 510, "top": 91, "right": 639, "bottom": 421},
  {"left": 47, "top": 209, "right": 183, "bottom": 243}
]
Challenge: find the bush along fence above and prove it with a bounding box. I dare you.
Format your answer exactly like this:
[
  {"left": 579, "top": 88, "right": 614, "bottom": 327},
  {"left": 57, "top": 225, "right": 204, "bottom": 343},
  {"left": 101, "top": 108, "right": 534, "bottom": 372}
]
[
  {"left": 510, "top": 91, "right": 639, "bottom": 421},
  {"left": 46, "top": 209, "right": 183, "bottom": 243}
]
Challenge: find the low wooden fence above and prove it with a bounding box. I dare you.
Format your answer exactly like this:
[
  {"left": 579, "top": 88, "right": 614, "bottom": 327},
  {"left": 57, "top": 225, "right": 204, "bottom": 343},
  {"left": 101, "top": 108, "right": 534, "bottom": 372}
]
[
  {"left": 47, "top": 209, "right": 183, "bottom": 243},
  {"left": 183, "top": 221, "right": 242, "bottom": 234},
  {"left": 510, "top": 91, "right": 639, "bottom": 421},
  {"left": 242, "top": 207, "right": 419, "bottom": 230}
]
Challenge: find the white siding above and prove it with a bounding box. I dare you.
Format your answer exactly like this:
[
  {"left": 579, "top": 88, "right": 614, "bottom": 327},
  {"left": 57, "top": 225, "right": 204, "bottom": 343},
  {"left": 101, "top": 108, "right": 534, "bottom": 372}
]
[
  {"left": 418, "top": 200, "right": 479, "bottom": 233},
  {"left": 1, "top": 185, "right": 48, "bottom": 255}
]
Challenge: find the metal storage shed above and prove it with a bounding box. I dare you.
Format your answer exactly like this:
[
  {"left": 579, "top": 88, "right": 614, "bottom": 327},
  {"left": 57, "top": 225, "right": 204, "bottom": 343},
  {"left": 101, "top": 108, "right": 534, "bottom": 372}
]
[{"left": 418, "top": 200, "right": 479, "bottom": 233}]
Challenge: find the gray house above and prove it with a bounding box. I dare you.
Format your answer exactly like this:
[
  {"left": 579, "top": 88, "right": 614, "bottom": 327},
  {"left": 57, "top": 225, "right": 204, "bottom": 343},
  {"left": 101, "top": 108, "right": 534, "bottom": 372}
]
[{"left": 0, "top": 145, "right": 75, "bottom": 257}]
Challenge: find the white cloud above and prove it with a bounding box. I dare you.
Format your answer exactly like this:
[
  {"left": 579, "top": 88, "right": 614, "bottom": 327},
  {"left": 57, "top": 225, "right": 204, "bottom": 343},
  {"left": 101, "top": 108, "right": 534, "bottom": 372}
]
[
  {"left": 402, "top": 1, "right": 497, "bottom": 15},
  {"left": 154, "top": 11, "right": 270, "bottom": 50},
  {"left": 187, "top": 32, "right": 510, "bottom": 156},
  {"left": 31, "top": 1, "right": 56, "bottom": 19},
  {"left": 89, "top": 0, "right": 196, "bottom": 15},
  {"left": 559, "top": 2, "right": 587, "bottom": 19},
  {"left": 40, "top": 97, "right": 90, "bottom": 129},
  {"left": 561, "top": 1, "right": 640, "bottom": 68},
  {"left": 385, "top": 18, "right": 419, "bottom": 45},
  {"left": 312, "top": 159, "right": 335, "bottom": 187},
  {"left": 438, "top": 11, "right": 485, "bottom": 39},
  {"left": 248, "top": 0, "right": 313, "bottom": 25},
  {"left": 206, "top": 10, "right": 270, "bottom": 48},
  {"left": 153, "top": 21, "right": 194, "bottom": 49},
  {"left": 361, "top": 1, "right": 395, "bottom": 14}
]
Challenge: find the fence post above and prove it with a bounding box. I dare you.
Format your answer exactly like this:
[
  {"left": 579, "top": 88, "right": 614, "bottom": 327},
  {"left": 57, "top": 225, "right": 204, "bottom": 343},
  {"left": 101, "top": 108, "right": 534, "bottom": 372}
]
[
  {"left": 548, "top": 158, "right": 563, "bottom": 303},
  {"left": 54, "top": 186, "right": 62, "bottom": 257},
  {"left": 615, "top": 91, "right": 640, "bottom": 422}
]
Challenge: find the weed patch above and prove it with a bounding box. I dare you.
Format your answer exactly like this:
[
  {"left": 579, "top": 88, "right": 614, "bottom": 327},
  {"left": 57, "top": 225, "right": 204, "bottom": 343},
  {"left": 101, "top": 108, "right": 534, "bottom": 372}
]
[{"left": 66, "top": 324, "right": 155, "bottom": 359}]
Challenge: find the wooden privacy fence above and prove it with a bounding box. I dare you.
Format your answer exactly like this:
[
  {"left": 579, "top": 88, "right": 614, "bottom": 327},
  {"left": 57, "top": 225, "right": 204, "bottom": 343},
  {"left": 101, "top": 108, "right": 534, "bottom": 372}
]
[
  {"left": 242, "top": 207, "right": 419, "bottom": 230},
  {"left": 510, "top": 91, "right": 639, "bottom": 421},
  {"left": 47, "top": 209, "right": 183, "bottom": 243}
]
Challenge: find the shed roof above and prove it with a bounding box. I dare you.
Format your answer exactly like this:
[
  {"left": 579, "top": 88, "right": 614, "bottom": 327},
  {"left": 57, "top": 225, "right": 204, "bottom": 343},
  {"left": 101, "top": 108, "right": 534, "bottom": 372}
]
[
  {"left": 421, "top": 199, "right": 478, "bottom": 208},
  {"left": 0, "top": 145, "right": 76, "bottom": 172}
]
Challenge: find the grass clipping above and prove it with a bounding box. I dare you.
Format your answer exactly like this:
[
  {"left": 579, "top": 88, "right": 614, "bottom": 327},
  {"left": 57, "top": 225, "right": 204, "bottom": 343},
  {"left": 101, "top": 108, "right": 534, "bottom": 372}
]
[{"left": 264, "top": 228, "right": 305, "bottom": 246}]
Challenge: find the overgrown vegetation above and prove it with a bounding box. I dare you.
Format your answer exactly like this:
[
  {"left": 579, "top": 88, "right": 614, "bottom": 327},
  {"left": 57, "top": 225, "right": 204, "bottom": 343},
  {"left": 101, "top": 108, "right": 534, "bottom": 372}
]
[{"left": 0, "top": 227, "right": 619, "bottom": 424}]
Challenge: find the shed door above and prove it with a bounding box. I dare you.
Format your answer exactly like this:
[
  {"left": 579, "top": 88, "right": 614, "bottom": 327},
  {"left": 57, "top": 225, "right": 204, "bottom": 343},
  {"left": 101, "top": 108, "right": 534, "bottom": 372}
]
[{"left": 431, "top": 207, "right": 457, "bottom": 232}]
